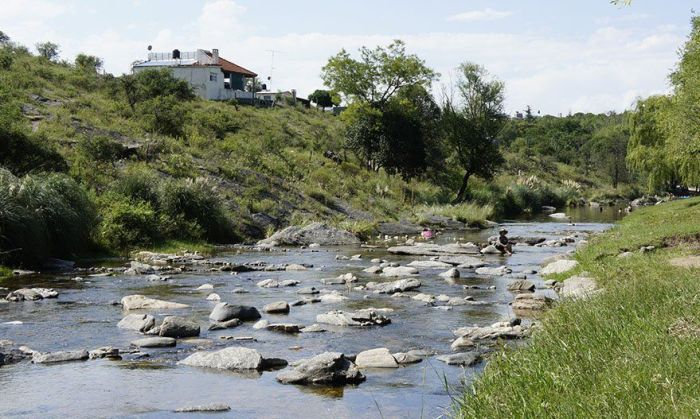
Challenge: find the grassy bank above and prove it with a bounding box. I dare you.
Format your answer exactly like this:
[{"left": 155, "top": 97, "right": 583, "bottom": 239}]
[{"left": 458, "top": 197, "right": 700, "bottom": 418}]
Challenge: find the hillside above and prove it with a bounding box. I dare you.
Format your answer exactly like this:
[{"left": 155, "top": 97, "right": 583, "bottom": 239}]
[{"left": 0, "top": 45, "right": 638, "bottom": 267}]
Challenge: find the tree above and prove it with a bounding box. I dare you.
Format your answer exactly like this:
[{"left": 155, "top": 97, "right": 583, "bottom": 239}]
[
  {"left": 589, "top": 124, "right": 629, "bottom": 188},
  {"left": 321, "top": 40, "right": 437, "bottom": 105},
  {"left": 308, "top": 89, "right": 339, "bottom": 108},
  {"left": 36, "top": 41, "right": 59, "bottom": 61},
  {"left": 75, "top": 53, "right": 103, "bottom": 73},
  {"left": 443, "top": 62, "right": 506, "bottom": 202},
  {"left": 0, "top": 30, "right": 9, "bottom": 45}
]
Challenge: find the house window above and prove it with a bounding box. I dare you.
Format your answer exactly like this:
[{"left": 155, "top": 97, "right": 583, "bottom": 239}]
[{"left": 209, "top": 73, "right": 218, "bottom": 82}]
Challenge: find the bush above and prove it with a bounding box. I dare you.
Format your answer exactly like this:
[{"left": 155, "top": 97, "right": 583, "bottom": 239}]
[
  {"left": 77, "top": 136, "right": 123, "bottom": 162},
  {"left": 111, "top": 167, "right": 160, "bottom": 207},
  {"left": 123, "top": 68, "right": 195, "bottom": 109},
  {"left": 0, "top": 169, "right": 96, "bottom": 266},
  {"left": 98, "top": 193, "right": 160, "bottom": 250},
  {"left": 137, "top": 95, "right": 188, "bottom": 137},
  {"left": 158, "top": 178, "right": 235, "bottom": 243}
]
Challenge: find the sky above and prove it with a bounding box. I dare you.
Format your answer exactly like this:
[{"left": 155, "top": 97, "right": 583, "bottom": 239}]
[{"left": 1, "top": 0, "right": 697, "bottom": 115}]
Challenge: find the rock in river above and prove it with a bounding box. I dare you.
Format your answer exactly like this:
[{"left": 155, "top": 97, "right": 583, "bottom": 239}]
[
  {"left": 387, "top": 243, "right": 480, "bottom": 256},
  {"left": 132, "top": 337, "right": 176, "bottom": 348},
  {"left": 557, "top": 275, "right": 599, "bottom": 300},
  {"left": 117, "top": 314, "right": 156, "bottom": 333},
  {"left": 159, "top": 316, "right": 200, "bottom": 338},
  {"left": 453, "top": 321, "right": 530, "bottom": 343},
  {"left": 507, "top": 280, "right": 535, "bottom": 292},
  {"left": 366, "top": 278, "right": 421, "bottom": 294},
  {"left": 276, "top": 352, "right": 365, "bottom": 386},
  {"left": 407, "top": 260, "right": 453, "bottom": 268},
  {"left": 380, "top": 266, "right": 419, "bottom": 277},
  {"left": 263, "top": 301, "right": 290, "bottom": 314},
  {"left": 32, "top": 350, "right": 89, "bottom": 364},
  {"left": 512, "top": 293, "right": 554, "bottom": 311},
  {"left": 6, "top": 288, "right": 58, "bottom": 302},
  {"left": 439, "top": 268, "right": 460, "bottom": 279},
  {"left": 436, "top": 351, "right": 482, "bottom": 366},
  {"left": 121, "top": 295, "right": 188, "bottom": 310},
  {"left": 257, "top": 222, "right": 360, "bottom": 246},
  {"left": 209, "top": 302, "right": 261, "bottom": 322},
  {"left": 178, "top": 347, "right": 285, "bottom": 371},
  {"left": 355, "top": 348, "right": 399, "bottom": 368},
  {"left": 175, "top": 403, "right": 231, "bottom": 413},
  {"left": 316, "top": 309, "right": 391, "bottom": 327},
  {"left": 475, "top": 266, "right": 511, "bottom": 276}
]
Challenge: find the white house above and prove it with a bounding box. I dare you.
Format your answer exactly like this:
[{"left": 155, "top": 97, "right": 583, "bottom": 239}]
[{"left": 131, "top": 48, "right": 257, "bottom": 101}]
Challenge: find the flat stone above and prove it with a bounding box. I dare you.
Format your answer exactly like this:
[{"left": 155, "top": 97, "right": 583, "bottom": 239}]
[
  {"left": 380, "top": 266, "right": 419, "bottom": 277},
  {"left": 355, "top": 348, "right": 399, "bottom": 368},
  {"left": 175, "top": 403, "right": 231, "bottom": 413},
  {"left": 366, "top": 278, "right": 421, "bottom": 294},
  {"left": 32, "top": 350, "right": 89, "bottom": 364},
  {"left": 285, "top": 264, "right": 307, "bottom": 271},
  {"left": 392, "top": 352, "right": 423, "bottom": 364},
  {"left": 300, "top": 324, "right": 327, "bottom": 333},
  {"left": 263, "top": 301, "right": 290, "bottom": 314},
  {"left": 178, "top": 347, "right": 281, "bottom": 371},
  {"left": 121, "top": 295, "right": 188, "bottom": 310},
  {"left": 363, "top": 266, "right": 383, "bottom": 274},
  {"left": 407, "top": 260, "right": 453, "bottom": 268},
  {"left": 196, "top": 284, "right": 214, "bottom": 290},
  {"left": 316, "top": 309, "right": 390, "bottom": 327},
  {"left": 558, "top": 275, "right": 599, "bottom": 299},
  {"left": 266, "top": 323, "right": 302, "bottom": 333},
  {"left": 207, "top": 319, "right": 241, "bottom": 330},
  {"left": 475, "top": 266, "right": 512, "bottom": 276},
  {"left": 512, "top": 293, "right": 554, "bottom": 311},
  {"left": 387, "top": 243, "right": 480, "bottom": 256},
  {"left": 132, "top": 337, "right": 176, "bottom": 348},
  {"left": 89, "top": 347, "right": 120, "bottom": 359}
]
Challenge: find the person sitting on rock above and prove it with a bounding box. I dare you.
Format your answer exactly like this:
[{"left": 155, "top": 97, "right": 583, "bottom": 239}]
[{"left": 495, "top": 228, "right": 513, "bottom": 256}]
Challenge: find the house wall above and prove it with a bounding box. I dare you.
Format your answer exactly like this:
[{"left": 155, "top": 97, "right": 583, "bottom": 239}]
[{"left": 134, "top": 65, "right": 241, "bottom": 100}]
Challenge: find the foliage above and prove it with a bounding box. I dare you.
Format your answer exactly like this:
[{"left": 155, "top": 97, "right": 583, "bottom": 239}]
[
  {"left": 74, "top": 53, "right": 103, "bottom": 73},
  {"left": 97, "top": 193, "right": 160, "bottom": 250},
  {"left": 35, "top": 41, "right": 59, "bottom": 61},
  {"left": 122, "top": 68, "right": 195, "bottom": 109},
  {"left": 136, "top": 95, "right": 188, "bottom": 137},
  {"left": 0, "top": 169, "right": 96, "bottom": 266},
  {"left": 458, "top": 197, "right": 700, "bottom": 418},
  {"left": 308, "top": 89, "right": 340, "bottom": 108},
  {"left": 443, "top": 62, "right": 506, "bottom": 202},
  {"left": 322, "top": 40, "right": 437, "bottom": 105}
]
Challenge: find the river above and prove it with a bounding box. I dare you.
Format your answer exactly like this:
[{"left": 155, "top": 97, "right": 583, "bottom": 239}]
[{"left": 0, "top": 206, "right": 623, "bottom": 418}]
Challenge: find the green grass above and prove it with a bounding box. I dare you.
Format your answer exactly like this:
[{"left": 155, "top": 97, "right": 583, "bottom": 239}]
[
  {"left": 457, "top": 197, "right": 700, "bottom": 418},
  {"left": 412, "top": 203, "right": 495, "bottom": 227},
  {"left": 0, "top": 265, "right": 11, "bottom": 281}
]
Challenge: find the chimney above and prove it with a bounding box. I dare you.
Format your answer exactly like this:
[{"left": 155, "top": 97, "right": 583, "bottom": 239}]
[{"left": 212, "top": 48, "right": 219, "bottom": 64}]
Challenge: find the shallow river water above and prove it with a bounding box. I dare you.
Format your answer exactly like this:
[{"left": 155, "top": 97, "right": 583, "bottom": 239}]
[{"left": 0, "top": 207, "right": 623, "bottom": 418}]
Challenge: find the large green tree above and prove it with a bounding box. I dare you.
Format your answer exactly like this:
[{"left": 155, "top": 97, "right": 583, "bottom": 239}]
[
  {"left": 443, "top": 63, "right": 506, "bottom": 202},
  {"left": 321, "top": 40, "right": 437, "bottom": 106}
]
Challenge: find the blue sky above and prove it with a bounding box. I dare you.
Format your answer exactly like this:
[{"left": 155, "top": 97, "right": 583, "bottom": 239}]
[{"left": 1, "top": 0, "right": 696, "bottom": 114}]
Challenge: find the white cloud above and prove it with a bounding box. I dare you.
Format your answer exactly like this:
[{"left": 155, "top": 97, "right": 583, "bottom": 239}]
[{"left": 447, "top": 8, "right": 513, "bottom": 22}]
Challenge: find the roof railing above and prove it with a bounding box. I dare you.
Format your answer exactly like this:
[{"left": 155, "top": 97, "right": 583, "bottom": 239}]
[{"left": 147, "top": 51, "right": 197, "bottom": 61}]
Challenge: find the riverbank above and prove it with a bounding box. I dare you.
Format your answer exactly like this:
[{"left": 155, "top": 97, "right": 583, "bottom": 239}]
[{"left": 458, "top": 196, "right": 700, "bottom": 417}]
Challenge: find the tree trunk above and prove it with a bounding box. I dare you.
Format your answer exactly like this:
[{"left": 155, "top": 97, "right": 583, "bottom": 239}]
[{"left": 455, "top": 171, "right": 471, "bottom": 203}]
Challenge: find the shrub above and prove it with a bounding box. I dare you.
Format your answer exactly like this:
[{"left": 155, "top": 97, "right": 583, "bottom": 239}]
[
  {"left": 111, "top": 167, "right": 160, "bottom": 207},
  {"left": 77, "top": 136, "right": 123, "bottom": 162},
  {"left": 158, "top": 178, "right": 235, "bottom": 243},
  {"left": 137, "top": 95, "right": 188, "bottom": 137},
  {"left": 123, "top": 68, "right": 195, "bottom": 109},
  {"left": 0, "top": 169, "right": 96, "bottom": 265},
  {"left": 98, "top": 193, "right": 160, "bottom": 250}
]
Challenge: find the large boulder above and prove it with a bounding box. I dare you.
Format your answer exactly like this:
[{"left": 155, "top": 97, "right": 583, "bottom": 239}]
[
  {"left": 32, "top": 350, "right": 89, "bottom": 364},
  {"left": 558, "top": 275, "right": 599, "bottom": 300},
  {"left": 178, "top": 347, "right": 285, "bottom": 371},
  {"left": 355, "top": 348, "right": 399, "bottom": 368},
  {"left": 117, "top": 314, "right": 156, "bottom": 333},
  {"left": 366, "top": 278, "right": 421, "bottom": 294},
  {"left": 121, "top": 295, "right": 188, "bottom": 310},
  {"left": 209, "top": 302, "right": 261, "bottom": 322},
  {"left": 507, "top": 280, "right": 535, "bottom": 292},
  {"left": 258, "top": 222, "right": 360, "bottom": 246},
  {"left": 541, "top": 259, "right": 579, "bottom": 276},
  {"left": 276, "top": 352, "right": 365, "bottom": 385},
  {"left": 316, "top": 309, "right": 391, "bottom": 327},
  {"left": 436, "top": 352, "right": 482, "bottom": 366},
  {"left": 159, "top": 316, "right": 200, "bottom": 338}
]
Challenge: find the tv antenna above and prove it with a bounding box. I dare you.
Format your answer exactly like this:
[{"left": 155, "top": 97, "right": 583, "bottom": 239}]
[{"left": 266, "top": 49, "right": 284, "bottom": 91}]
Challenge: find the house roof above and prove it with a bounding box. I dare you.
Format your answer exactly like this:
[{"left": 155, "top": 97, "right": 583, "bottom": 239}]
[{"left": 204, "top": 51, "right": 257, "bottom": 77}]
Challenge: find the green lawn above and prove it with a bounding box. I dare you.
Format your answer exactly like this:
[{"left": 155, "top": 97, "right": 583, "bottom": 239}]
[{"left": 457, "top": 197, "right": 700, "bottom": 418}]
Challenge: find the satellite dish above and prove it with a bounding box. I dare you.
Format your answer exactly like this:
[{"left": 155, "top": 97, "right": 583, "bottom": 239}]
[{"left": 147, "top": 45, "right": 152, "bottom": 51}]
